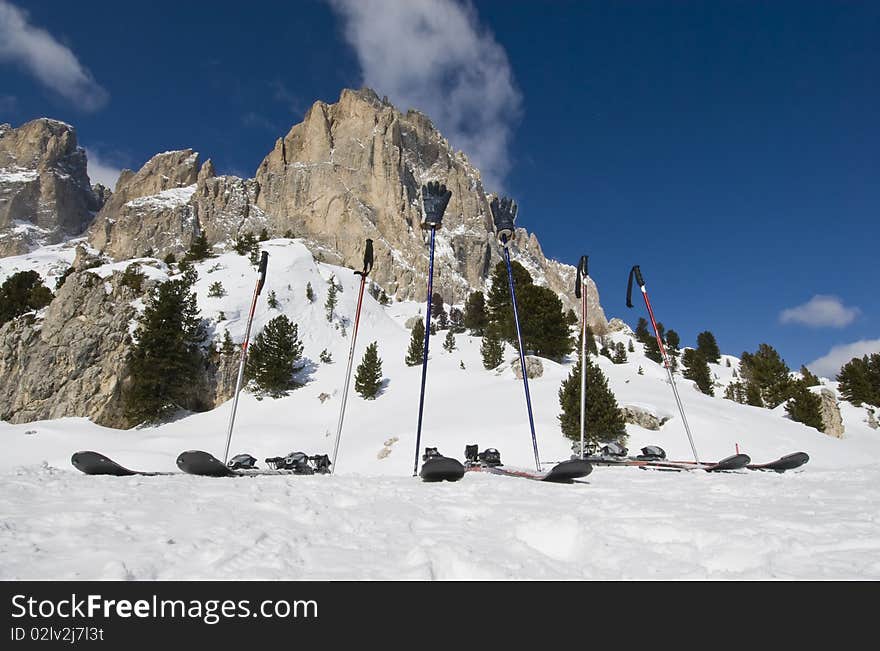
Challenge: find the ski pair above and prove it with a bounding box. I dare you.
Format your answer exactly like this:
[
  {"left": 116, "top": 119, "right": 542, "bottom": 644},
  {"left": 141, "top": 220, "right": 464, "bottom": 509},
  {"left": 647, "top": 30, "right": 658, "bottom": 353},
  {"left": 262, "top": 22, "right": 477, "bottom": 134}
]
[
  {"left": 414, "top": 190, "right": 561, "bottom": 483},
  {"left": 419, "top": 446, "right": 592, "bottom": 484}
]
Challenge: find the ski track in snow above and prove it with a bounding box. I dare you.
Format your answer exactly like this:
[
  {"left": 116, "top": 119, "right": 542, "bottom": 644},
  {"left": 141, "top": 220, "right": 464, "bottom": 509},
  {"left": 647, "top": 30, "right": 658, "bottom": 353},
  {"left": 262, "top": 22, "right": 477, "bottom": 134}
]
[
  {"left": 2, "top": 239, "right": 879, "bottom": 580},
  {"left": 1, "top": 464, "right": 879, "bottom": 580}
]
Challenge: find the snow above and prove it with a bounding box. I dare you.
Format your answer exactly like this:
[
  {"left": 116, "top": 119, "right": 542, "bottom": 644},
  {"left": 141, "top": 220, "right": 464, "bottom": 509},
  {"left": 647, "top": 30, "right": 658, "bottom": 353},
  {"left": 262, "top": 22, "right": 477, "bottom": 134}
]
[
  {"left": 2, "top": 239, "right": 879, "bottom": 579},
  {"left": 0, "top": 167, "right": 39, "bottom": 183},
  {"left": 123, "top": 184, "right": 197, "bottom": 210}
]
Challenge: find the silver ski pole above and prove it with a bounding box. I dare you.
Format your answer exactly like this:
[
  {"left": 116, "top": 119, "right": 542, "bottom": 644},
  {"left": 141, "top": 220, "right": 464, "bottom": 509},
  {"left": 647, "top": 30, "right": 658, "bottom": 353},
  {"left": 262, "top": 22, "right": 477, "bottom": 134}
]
[
  {"left": 331, "top": 239, "right": 374, "bottom": 474},
  {"left": 223, "top": 251, "right": 268, "bottom": 464},
  {"left": 575, "top": 256, "right": 589, "bottom": 460}
]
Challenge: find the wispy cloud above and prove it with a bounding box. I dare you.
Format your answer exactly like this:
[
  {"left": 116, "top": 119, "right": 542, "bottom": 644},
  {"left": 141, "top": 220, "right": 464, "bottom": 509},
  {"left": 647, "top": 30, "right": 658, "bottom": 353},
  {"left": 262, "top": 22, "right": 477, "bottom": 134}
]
[
  {"left": 780, "top": 295, "right": 860, "bottom": 328},
  {"left": 328, "top": 0, "right": 522, "bottom": 191},
  {"left": 808, "top": 339, "right": 880, "bottom": 379},
  {"left": 242, "top": 111, "right": 280, "bottom": 132},
  {"left": 84, "top": 147, "right": 122, "bottom": 190},
  {"left": 0, "top": 0, "right": 108, "bottom": 111}
]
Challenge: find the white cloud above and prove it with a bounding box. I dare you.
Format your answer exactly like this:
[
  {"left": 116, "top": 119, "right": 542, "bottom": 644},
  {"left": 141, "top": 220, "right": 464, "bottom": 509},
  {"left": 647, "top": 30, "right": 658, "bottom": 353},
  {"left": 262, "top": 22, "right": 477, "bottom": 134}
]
[
  {"left": 0, "top": 0, "right": 108, "bottom": 111},
  {"left": 808, "top": 339, "right": 880, "bottom": 379},
  {"left": 328, "top": 0, "right": 521, "bottom": 191},
  {"left": 779, "top": 295, "right": 861, "bottom": 328},
  {"left": 84, "top": 148, "right": 122, "bottom": 190}
]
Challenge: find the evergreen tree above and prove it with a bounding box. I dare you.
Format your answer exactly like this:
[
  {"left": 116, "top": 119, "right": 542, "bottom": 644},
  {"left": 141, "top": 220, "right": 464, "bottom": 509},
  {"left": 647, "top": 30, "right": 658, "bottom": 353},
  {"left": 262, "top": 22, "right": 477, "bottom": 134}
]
[
  {"left": 185, "top": 232, "right": 210, "bottom": 261},
  {"left": 233, "top": 232, "right": 258, "bottom": 256},
  {"left": 443, "top": 330, "right": 456, "bottom": 352},
  {"left": 448, "top": 307, "right": 465, "bottom": 334},
  {"left": 0, "top": 271, "right": 53, "bottom": 326},
  {"left": 267, "top": 290, "right": 279, "bottom": 309},
  {"left": 627, "top": 339, "right": 635, "bottom": 353},
  {"left": 220, "top": 330, "right": 236, "bottom": 355},
  {"left": 306, "top": 282, "right": 315, "bottom": 303},
  {"left": 837, "top": 354, "right": 880, "bottom": 407},
  {"left": 682, "top": 349, "right": 714, "bottom": 396},
  {"left": 643, "top": 335, "right": 663, "bottom": 364},
  {"left": 724, "top": 381, "right": 747, "bottom": 404},
  {"left": 517, "top": 284, "right": 573, "bottom": 359},
  {"left": 696, "top": 330, "right": 721, "bottom": 363},
  {"left": 613, "top": 341, "right": 628, "bottom": 364},
  {"left": 565, "top": 309, "right": 578, "bottom": 327},
  {"left": 436, "top": 310, "right": 449, "bottom": 330},
  {"left": 121, "top": 264, "right": 146, "bottom": 292},
  {"left": 325, "top": 277, "right": 338, "bottom": 321},
  {"left": 739, "top": 343, "right": 793, "bottom": 408},
  {"left": 354, "top": 342, "right": 383, "bottom": 399},
  {"left": 258, "top": 228, "right": 269, "bottom": 241},
  {"left": 379, "top": 290, "right": 390, "bottom": 305},
  {"left": 577, "top": 325, "right": 598, "bottom": 356},
  {"left": 480, "top": 325, "right": 505, "bottom": 370},
  {"left": 163, "top": 252, "right": 176, "bottom": 265},
  {"left": 406, "top": 320, "right": 426, "bottom": 366},
  {"left": 665, "top": 329, "right": 681, "bottom": 372},
  {"left": 487, "top": 260, "right": 532, "bottom": 341},
  {"left": 558, "top": 356, "right": 627, "bottom": 448},
  {"left": 463, "top": 291, "right": 489, "bottom": 335},
  {"left": 637, "top": 366, "right": 644, "bottom": 375},
  {"left": 430, "top": 292, "right": 446, "bottom": 325},
  {"left": 634, "top": 317, "right": 651, "bottom": 344},
  {"left": 245, "top": 315, "right": 303, "bottom": 396},
  {"left": 599, "top": 341, "right": 613, "bottom": 361},
  {"left": 207, "top": 281, "right": 226, "bottom": 298},
  {"left": 786, "top": 381, "right": 824, "bottom": 432},
  {"left": 124, "top": 274, "right": 205, "bottom": 423},
  {"left": 217, "top": 311, "right": 225, "bottom": 321},
  {"left": 283, "top": 229, "right": 294, "bottom": 239},
  {"left": 319, "top": 349, "right": 332, "bottom": 363},
  {"left": 799, "top": 365, "right": 820, "bottom": 388}
]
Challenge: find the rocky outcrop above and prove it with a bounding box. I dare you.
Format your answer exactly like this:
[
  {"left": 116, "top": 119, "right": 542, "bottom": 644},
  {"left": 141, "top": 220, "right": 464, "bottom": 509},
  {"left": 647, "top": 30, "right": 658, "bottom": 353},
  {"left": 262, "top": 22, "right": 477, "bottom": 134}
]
[
  {"left": 819, "top": 389, "right": 845, "bottom": 439},
  {"left": 867, "top": 408, "right": 878, "bottom": 430},
  {"left": 511, "top": 355, "right": 544, "bottom": 380},
  {"left": 84, "top": 88, "right": 607, "bottom": 328},
  {"left": 0, "top": 119, "right": 106, "bottom": 256},
  {"left": 0, "top": 269, "right": 137, "bottom": 427},
  {"left": 622, "top": 405, "right": 671, "bottom": 431}
]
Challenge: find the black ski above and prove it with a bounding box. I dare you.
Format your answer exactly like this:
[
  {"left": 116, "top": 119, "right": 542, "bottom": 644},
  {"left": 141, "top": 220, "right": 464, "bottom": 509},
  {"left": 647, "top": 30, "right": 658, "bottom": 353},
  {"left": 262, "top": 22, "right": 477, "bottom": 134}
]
[
  {"left": 176, "top": 450, "right": 306, "bottom": 477},
  {"left": 465, "top": 459, "right": 593, "bottom": 483},
  {"left": 419, "top": 455, "right": 465, "bottom": 482},
  {"left": 71, "top": 451, "right": 176, "bottom": 477},
  {"left": 586, "top": 452, "right": 751, "bottom": 472},
  {"left": 747, "top": 452, "right": 809, "bottom": 472}
]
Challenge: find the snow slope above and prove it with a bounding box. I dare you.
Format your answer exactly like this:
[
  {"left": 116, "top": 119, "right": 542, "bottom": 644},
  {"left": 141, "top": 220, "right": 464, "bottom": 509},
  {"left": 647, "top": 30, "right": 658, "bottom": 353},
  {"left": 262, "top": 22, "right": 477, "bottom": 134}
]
[{"left": 2, "top": 239, "right": 879, "bottom": 580}]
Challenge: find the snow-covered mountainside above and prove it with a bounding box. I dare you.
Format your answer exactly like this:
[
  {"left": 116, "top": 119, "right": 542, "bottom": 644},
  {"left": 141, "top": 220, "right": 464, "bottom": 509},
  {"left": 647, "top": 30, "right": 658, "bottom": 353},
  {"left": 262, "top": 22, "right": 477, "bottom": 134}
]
[{"left": 1, "top": 239, "right": 879, "bottom": 579}]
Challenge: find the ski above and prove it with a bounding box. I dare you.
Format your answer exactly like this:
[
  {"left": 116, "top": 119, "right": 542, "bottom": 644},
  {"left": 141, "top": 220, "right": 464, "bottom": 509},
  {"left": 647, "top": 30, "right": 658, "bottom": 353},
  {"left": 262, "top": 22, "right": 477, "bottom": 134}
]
[
  {"left": 584, "top": 445, "right": 750, "bottom": 472},
  {"left": 176, "top": 450, "right": 328, "bottom": 477},
  {"left": 747, "top": 452, "right": 809, "bottom": 472},
  {"left": 463, "top": 446, "right": 592, "bottom": 484},
  {"left": 71, "top": 451, "right": 177, "bottom": 477}
]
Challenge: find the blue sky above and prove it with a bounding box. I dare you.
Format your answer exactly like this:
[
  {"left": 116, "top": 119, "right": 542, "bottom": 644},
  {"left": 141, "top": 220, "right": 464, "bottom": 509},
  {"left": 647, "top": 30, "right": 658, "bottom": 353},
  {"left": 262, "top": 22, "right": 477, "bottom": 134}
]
[{"left": 1, "top": 0, "right": 877, "bottom": 375}]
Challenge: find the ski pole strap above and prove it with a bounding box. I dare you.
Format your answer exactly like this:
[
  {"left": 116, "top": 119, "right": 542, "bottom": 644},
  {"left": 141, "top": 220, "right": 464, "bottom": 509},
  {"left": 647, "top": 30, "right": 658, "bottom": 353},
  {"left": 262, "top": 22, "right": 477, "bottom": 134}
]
[
  {"left": 256, "top": 251, "right": 269, "bottom": 295},
  {"left": 575, "top": 255, "right": 588, "bottom": 298},
  {"left": 626, "top": 264, "right": 644, "bottom": 308},
  {"left": 356, "top": 238, "right": 374, "bottom": 277}
]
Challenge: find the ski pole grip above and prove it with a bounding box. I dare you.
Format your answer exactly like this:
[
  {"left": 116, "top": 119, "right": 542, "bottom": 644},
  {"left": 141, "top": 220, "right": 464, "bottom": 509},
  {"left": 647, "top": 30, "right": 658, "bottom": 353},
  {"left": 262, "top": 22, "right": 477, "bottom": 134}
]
[
  {"left": 575, "top": 255, "right": 588, "bottom": 298},
  {"left": 633, "top": 265, "right": 645, "bottom": 287},
  {"left": 626, "top": 265, "right": 637, "bottom": 308},
  {"left": 363, "top": 238, "right": 374, "bottom": 275},
  {"left": 256, "top": 251, "right": 269, "bottom": 294}
]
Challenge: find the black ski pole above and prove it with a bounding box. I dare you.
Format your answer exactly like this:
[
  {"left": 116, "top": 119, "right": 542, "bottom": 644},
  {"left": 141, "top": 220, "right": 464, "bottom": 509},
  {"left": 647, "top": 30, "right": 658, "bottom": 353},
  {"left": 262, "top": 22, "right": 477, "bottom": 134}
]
[
  {"left": 331, "top": 239, "right": 374, "bottom": 474},
  {"left": 491, "top": 197, "right": 541, "bottom": 472},
  {"left": 626, "top": 264, "right": 700, "bottom": 463},
  {"left": 413, "top": 181, "right": 452, "bottom": 477},
  {"left": 575, "top": 255, "right": 589, "bottom": 460},
  {"left": 223, "top": 250, "right": 268, "bottom": 464}
]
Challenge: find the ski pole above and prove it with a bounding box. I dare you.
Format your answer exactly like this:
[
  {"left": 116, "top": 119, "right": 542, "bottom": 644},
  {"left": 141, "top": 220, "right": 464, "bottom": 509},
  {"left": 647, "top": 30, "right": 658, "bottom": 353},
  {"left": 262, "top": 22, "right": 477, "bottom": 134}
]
[
  {"left": 331, "top": 239, "right": 374, "bottom": 474},
  {"left": 491, "top": 197, "right": 541, "bottom": 472},
  {"left": 223, "top": 250, "right": 268, "bottom": 464},
  {"left": 575, "top": 255, "right": 589, "bottom": 460},
  {"left": 413, "top": 181, "right": 452, "bottom": 477},
  {"left": 626, "top": 265, "right": 700, "bottom": 463}
]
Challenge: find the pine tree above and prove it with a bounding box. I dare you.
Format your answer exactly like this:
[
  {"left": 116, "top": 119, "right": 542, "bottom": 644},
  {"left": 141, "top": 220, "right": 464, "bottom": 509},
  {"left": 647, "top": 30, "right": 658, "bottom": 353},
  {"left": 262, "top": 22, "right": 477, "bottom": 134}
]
[
  {"left": 406, "top": 319, "right": 426, "bottom": 367},
  {"left": 436, "top": 310, "right": 448, "bottom": 330},
  {"left": 682, "top": 348, "right": 714, "bottom": 396},
  {"left": 325, "top": 277, "right": 338, "bottom": 321},
  {"left": 799, "top": 365, "right": 820, "bottom": 388},
  {"left": 665, "top": 329, "right": 681, "bottom": 373},
  {"left": 123, "top": 274, "right": 205, "bottom": 423},
  {"left": 487, "top": 260, "right": 532, "bottom": 342},
  {"left": 577, "top": 325, "right": 598, "bottom": 356},
  {"left": 245, "top": 315, "right": 303, "bottom": 396},
  {"left": 267, "top": 290, "right": 279, "bottom": 309},
  {"left": 443, "top": 330, "right": 456, "bottom": 352},
  {"left": 185, "top": 232, "right": 210, "bottom": 261},
  {"left": 565, "top": 309, "right": 578, "bottom": 326},
  {"left": 163, "top": 252, "right": 176, "bottom": 265},
  {"left": 121, "top": 264, "right": 146, "bottom": 292},
  {"left": 448, "top": 307, "right": 465, "bottom": 334},
  {"left": 431, "top": 292, "right": 446, "bottom": 326},
  {"left": 207, "top": 281, "right": 226, "bottom": 298},
  {"left": 634, "top": 317, "right": 651, "bottom": 344},
  {"left": 785, "top": 381, "right": 825, "bottom": 432},
  {"left": 283, "top": 229, "right": 294, "bottom": 239},
  {"left": 837, "top": 354, "right": 880, "bottom": 407},
  {"left": 233, "top": 232, "right": 257, "bottom": 256},
  {"left": 696, "top": 331, "right": 721, "bottom": 364},
  {"left": 724, "top": 381, "right": 747, "bottom": 404},
  {"left": 258, "top": 228, "right": 269, "bottom": 241},
  {"left": 306, "top": 282, "right": 315, "bottom": 303},
  {"left": 613, "top": 341, "right": 628, "bottom": 364},
  {"left": 220, "top": 329, "right": 236, "bottom": 355},
  {"left": 463, "top": 291, "right": 489, "bottom": 335},
  {"left": 480, "top": 325, "right": 505, "bottom": 370},
  {"left": 558, "top": 356, "right": 627, "bottom": 448},
  {"left": 320, "top": 349, "right": 332, "bottom": 363},
  {"left": 0, "top": 271, "right": 53, "bottom": 326},
  {"left": 739, "top": 343, "right": 793, "bottom": 408},
  {"left": 379, "top": 290, "right": 390, "bottom": 305},
  {"left": 354, "top": 342, "right": 383, "bottom": 399},
  {"left": 627, "top": 339, "right": 635, "bottom": 353},
  {"left": 517, "top": 284, "right": 573, "bottom": 360},
  {"left": 599, "top": 341, "right": 613, "bottom": 360},
  {"left": 637, "top": 366, "right": 644, "bottom": 375},
  {"left": 643, "top": 335, "right": 663, "bottom": 364}
]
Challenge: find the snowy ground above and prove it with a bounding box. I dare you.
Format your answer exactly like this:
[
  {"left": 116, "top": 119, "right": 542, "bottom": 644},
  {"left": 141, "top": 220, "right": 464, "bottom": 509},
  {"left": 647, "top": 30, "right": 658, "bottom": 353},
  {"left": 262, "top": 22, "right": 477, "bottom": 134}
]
[{"left": 2, "top": 240, "right": 879, "bottom": 580}]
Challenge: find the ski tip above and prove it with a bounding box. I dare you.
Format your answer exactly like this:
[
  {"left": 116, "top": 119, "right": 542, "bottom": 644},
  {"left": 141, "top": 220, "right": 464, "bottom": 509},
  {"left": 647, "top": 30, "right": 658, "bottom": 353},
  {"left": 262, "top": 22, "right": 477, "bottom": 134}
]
[{"left": 419, "top": 456, "right": 465, "bottom": 482}]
